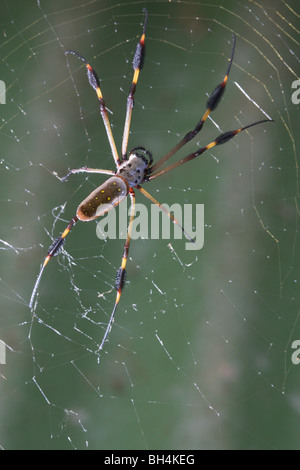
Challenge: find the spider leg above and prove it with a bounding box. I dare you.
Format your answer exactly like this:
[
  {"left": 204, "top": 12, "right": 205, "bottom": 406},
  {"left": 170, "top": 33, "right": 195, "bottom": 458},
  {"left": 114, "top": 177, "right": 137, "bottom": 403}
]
[
  {"left": 137, "top": 185, "right": 195, "bottom": 244},
  {"left": 98, "top": 189, "right": 136, "bottom": 350},
  {"left": 122, "top": 8, "right": 148, "bottom": 159},
  {"left": 65, "top": 50, "right": 121, "bottom": 167},
  {"left": 148, "top": 119, "right": 274, "bottom": 181},
  {"left": 29, "top": 216, "right": 78, "bottom": 308},
  {"left": 149, "top": 34, "right": 236, "bottom": 175},
  {"left": 61, "top": 167, "right": 115, "bottom": 182}
]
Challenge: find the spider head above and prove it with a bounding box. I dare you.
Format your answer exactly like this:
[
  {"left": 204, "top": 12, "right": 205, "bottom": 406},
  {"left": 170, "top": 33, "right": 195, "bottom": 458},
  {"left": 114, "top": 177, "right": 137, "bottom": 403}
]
[{"left": 128, "top": 146, "right": 153, "bottom": 168}]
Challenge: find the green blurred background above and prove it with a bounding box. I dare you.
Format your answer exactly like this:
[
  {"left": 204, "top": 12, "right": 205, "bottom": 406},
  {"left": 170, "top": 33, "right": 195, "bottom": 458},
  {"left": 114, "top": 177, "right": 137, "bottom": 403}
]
[{"left": 0, "top": 0, "right": 299, "bottom": 449}]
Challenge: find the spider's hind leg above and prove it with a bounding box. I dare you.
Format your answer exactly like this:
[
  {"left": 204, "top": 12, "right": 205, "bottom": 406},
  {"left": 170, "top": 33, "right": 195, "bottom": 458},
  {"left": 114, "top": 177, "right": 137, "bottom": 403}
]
[
  {"left": 98, "top": 190, "right": 136, "bottom": 350},
  {"left": 29, "top": 216, "right": 78, "bottom": 308}
]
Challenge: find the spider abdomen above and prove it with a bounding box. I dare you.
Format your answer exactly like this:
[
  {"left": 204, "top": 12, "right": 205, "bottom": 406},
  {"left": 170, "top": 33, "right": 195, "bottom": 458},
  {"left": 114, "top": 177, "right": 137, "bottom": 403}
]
[{"left": 76, "top": 175, "right": 129, "bottom": 221}]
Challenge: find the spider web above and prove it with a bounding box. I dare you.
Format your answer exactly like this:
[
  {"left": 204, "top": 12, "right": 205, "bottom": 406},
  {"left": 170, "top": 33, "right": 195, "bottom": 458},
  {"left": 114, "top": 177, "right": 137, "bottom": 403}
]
[{"left": 0, "top": 0, "right": 299, "bottom": 450}]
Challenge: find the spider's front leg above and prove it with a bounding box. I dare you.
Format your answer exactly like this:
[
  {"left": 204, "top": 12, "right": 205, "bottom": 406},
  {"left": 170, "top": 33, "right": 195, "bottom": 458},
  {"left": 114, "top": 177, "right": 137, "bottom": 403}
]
[
  {"left": 122, "top": 8, "right": 148, "bottom": 159},
  {"left": 149, "top": 34, "right": 236, "bottom": 174}
]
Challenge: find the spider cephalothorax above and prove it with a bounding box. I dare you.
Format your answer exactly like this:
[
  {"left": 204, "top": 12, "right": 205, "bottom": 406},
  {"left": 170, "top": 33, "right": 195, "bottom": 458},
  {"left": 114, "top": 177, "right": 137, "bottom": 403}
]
[{"left": 117, "top": 146, "right": 153, "bottom": 187}]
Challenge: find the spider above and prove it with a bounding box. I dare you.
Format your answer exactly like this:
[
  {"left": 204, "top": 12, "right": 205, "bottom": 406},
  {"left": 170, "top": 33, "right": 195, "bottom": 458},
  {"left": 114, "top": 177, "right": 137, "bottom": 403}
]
[{"left": 30, "top": 9, "right": 272, "bottom": 350}]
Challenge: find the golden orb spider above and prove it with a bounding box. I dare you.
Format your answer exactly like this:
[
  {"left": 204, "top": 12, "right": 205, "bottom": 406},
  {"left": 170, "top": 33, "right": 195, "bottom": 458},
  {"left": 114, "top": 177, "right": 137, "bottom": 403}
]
[{"left": 30, "top": 9, "right": 273, "bottom": 350}]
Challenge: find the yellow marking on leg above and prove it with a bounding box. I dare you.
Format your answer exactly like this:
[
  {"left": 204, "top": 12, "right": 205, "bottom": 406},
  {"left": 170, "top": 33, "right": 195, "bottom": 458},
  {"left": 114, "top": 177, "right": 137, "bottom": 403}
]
[
  {"left": 206, "top": 141, "right": 217, "bottom": 150},
  {"left": 96, "top": 87, "right": 103, "bottom": 100},
  {"left": 116, "top": 290, "right": 121, "bottom": 304},
  {"left": 133, "top": 69, "right": 140, "bottom": 84},
  {"left": 202, "top": 108, "right": 211, "bottom": 122},
  {"left": 61, "top": 227, "right": 71, "bottom": 239},
  {"left": 43, "top": 254, "right": 51, "bottom": 268}
]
